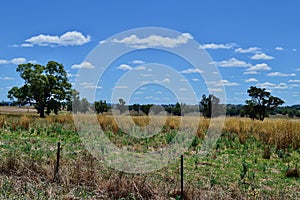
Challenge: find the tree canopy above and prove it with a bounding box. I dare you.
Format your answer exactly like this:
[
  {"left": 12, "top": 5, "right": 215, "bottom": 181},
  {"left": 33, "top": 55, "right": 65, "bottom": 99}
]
[
  {"left": 8, "top": 61, "right": 72, "bottom": 118},
  {"left": 243, "top": 86, "right": 284, "bottom": 121},
  {"left": 200, "top": 94, "right": 221, "bottom": 118}
]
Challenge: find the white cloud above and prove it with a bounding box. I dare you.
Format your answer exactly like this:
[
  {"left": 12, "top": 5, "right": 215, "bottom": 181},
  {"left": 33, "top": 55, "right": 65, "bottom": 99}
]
[
  {"left": 116, "top": 64, "right": 132, "bottom": 71},
  {"left": 20, "top": 43, "right": 34, "bottom": 47},
  {"left": 181, "top": 68, "right": 204, "bottom": 73},
  {"left": 192, "top": 78, "right": 199, "bottom": 82},
  {"left": 79, "top": 82, "right": 102, "bottom": 89},
  {"left": 245, "top": 78, "right": 258, "bottom": 83},
  {"left": 154, "top": 78, "right": 170, "bottom": 84},
  {"left": 290, "top": 84, "right": 300, "bottom": 87},
  {"left": 275, "top": 47, "right": 284, "bottom": 51},
  {"left": 251, "top": 53, "right": 274, "bottom": 60},
  {"left": 67, "top": 73, "right": 79, "bottom": 77},
  {"left": 179, "top": 88, "right": 187, "bottom": 91},
  {"left": 71, "top": 61, "right": 95, "bottom": 69},
  {"left": 247, "top": 63, "right": 271, "bottom": 71},
  {"left": 131, "top": 60, "right": 145, "bottom": 64},
  {"left": 257, "top": 82, "right": 288, "bottom": 89},
  {"left": 212, "top": 58, "right": 251, "bottom": 67},
  {"left": 209, "top": 88, "right": 223, "bottom": 93},
  {"left": 22, "top": 31, "right": 91, "bottom": 47},
  {"left": 288, "top": 80, "right": 300, "bottom": 83},
  {"left": 208, "top": 80, "right": 239, "bottom": 87},
  {"left": 217, "top": 80, "right": 239, "bottom": 86},
  {"left": 111, "top": 33, "right": 193, "bottom": 48},
  {"left": 140, "top": 73, "right": 152, "bottom": 77},
  {"left": 199, "top": 43, "right": 236, "bottom": 49},
  {"left": 296, "top": 68, "right": 300, "bottom": 71},
  {"left": 235, "top": 47, "right": 261, "bottom": 53},
  {"left": 0, "top": 76, "right": 14, "bottom": 80},
  {"left": 135, "top": 66, "right": 146, "bottom": 70},
  {"left": 267, "top": 72, "right": 296, "bottom": 77},
  {"left": 115, "top": 86, "right": 128, "bottom": 89},
  {"left": 243, "top": 71, "right": 259, "bottom": 75},
  {"left": 0, "top": 57, "right": 29, "bottom": 65}
]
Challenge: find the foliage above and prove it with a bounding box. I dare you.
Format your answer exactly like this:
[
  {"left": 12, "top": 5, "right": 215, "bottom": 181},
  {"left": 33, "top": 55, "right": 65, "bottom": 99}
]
[
  {"left": 243, "top": 86, "right": 284, "bottom": 121},
  {"left": 79, "top": 98, "right": 90, "bottom": 113},
  {"left": 67, "top": 89, "right": 80, "bottom": 113},
  {"left": 7, "top": 61, "right": 72, "bottom": 118},
  {"left": 94, "top": 100, "right": 109, "bottom": 114},
  {"left": 117, "top": 98, "right": 126, "bottom": 114},
  {"left": 200, "top": 94, "right": 221, "bottom": 118}
]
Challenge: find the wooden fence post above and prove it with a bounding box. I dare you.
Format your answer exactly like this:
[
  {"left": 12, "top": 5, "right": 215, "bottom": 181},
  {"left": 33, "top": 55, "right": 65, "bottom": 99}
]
[{"left": 54, "top": 142, "right": 61, "bottom": 182}]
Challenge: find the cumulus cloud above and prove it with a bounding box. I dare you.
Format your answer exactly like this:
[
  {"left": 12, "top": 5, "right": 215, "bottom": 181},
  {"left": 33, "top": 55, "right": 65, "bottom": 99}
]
[
  {"left": 135, "top": 66, "right": 146, "bottom": 70},
  {"left": 247, "top": 63, "right": 271, "bottom": 71},
  {"left": 251, "top": 53, "right": 274, "bottom": 60},
  {"left": 243, "top": 71, "right": 259, "bottom": 75},
  {"left": 267, "top": 72, "right": 296, "bottom": 77},
  {"left": 199, "top": 43, "right": 236, "bottom": 49},
  {"left": 296, "top": 68, "right": 300, "bottom": 71},
  {"left": 20, "top": 31, "right": 91, "bottom": 47},
  {"left": 275, "top": 47, "right": 284, "bottom": 51},
  {"left": 181, "top": 68, "right": 204, "bottom": 73},
  {"left": 288, "top": 80, "right": 300, "bottom": 83},
  {"left": 211, "top": 58, "right": 251, "bottom": 67},
  {"left": 257, "top": 82, "right": 288, "bottom": 89},
  {"left": 71, "top": 61, "right": 95, "bottom": 69},
  {"left": 116, "top": 64, "right": 132, "bottom": 71},
  {"left": 79, "top": 82, "right": 102, "bottom": 89},
  {"left": 114, "top": 86, "right": 129, "bottom": 89},
  {"left": 0, "top": 76, "right": 14, "bottom": 80},
  {"left": 0, "top": 57, "right": 33, "bottom": 65},
  {"left": 217, "top": 80, "right": 239, "bottom": 86},
  {"left": 131, "top": 60, "right": 145, "bottom": 64},
  {"left": 111, "top": 33, "right": 193, "bottom": 48},
  {"left": 208, "top": 80, "right": 239, "bottom": 87},
  {"left": 245, "top": 78, "right": 258, "bottom": 83},
  {"left": 235, "top": 47, "right": 261, "bottom": 53},
  {"left": 209, "top": 88, "right": 223, "bottom": 93},
  {"left": 158, "top": 78, "right": 170, "bottom": 83}
]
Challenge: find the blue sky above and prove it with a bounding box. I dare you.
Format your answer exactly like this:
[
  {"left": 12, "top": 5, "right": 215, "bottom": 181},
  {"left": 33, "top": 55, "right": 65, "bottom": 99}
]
[{"left": 0, "top": 0, "right": 300, "bottom": 105}]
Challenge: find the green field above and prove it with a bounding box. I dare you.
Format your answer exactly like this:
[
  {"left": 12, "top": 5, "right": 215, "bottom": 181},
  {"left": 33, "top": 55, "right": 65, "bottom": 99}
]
[{"left": 0, "top": 113, "right": 300, "bottom": 199}]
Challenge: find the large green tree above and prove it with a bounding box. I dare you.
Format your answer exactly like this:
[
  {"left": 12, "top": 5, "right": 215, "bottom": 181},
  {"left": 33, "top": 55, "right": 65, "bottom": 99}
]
[
  {"left": 8, "top": 61, "right": 72, "bottom": 118},
  {"left": 244, "top": 86, "right": 284, "bottom": 121}
]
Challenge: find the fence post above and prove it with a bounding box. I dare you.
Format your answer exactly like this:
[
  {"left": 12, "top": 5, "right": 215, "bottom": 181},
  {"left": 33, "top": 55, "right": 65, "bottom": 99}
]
[
  {"left": 181, "top": 154, "right": 184, "bottom": 199},
  {"left": 54, "top": 142, "right": 61, "bottom": 182}
]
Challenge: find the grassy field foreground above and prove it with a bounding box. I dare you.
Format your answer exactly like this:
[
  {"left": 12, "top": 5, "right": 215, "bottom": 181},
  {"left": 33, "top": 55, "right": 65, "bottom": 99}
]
[{"left": 0, "top": 113, "right": 300, "bottom": 199}]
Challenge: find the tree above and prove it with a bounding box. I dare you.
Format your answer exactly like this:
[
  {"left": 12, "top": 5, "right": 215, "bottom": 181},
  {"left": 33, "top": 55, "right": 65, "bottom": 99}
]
[
  {"left": 79, "top": 98, "right": 90, "bottom": 113},
  {"left": 117, "top": 98, "right": 126, "bottom": 114},
  {"left": 94, "top": 100, "right": 108, "bottom": 114},
  {"left": 66, "top": 89, "right": 80, "bottom": 113},
  {"left": 140, "top": 104, "right": 152, "bottom": 115},
  {"left": 244, "top": 86, "right": 284, "bottom": 121},
  {"left": 172, "top": 102, "right": 182, "bottom": 116},
  {"left": 200, "top": 94, "right": 220, "bottom": 118},
  {"left": 7, "top": 61, "right": 72, "bottom": 118}
]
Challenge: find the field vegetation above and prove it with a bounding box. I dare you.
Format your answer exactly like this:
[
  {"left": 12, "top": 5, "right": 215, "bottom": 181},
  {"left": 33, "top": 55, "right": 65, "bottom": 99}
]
[{"left": 0, "top": 112, "right": 300, "bottom": 199}]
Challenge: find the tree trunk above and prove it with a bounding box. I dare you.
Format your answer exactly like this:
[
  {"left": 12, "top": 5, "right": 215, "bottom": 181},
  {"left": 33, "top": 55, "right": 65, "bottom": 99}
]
[{"left": 40, "top": 106, "right": 45, "bottom": 118}]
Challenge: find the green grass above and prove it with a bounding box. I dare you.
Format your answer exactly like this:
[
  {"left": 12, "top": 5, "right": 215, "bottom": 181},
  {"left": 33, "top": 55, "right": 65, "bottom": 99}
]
[{"left": 0, "top": 114, "right": 299, "bottom": 199}]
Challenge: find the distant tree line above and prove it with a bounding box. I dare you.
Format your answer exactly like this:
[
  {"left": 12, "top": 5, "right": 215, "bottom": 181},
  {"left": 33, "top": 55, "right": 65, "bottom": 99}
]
[{"left": 5, "top": 60, "right": 299, "bottom": 120}]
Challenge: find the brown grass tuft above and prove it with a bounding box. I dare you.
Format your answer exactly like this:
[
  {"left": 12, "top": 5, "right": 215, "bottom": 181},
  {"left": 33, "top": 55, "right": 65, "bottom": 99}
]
[{"left": 19, "top": 116, "right": 30, "bottom": 130}]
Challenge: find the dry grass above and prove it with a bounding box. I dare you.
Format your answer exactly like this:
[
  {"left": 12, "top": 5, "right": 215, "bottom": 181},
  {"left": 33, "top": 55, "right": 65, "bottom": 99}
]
[{"left": 1, "top": 113, "right": 300, "bottom": 199}]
